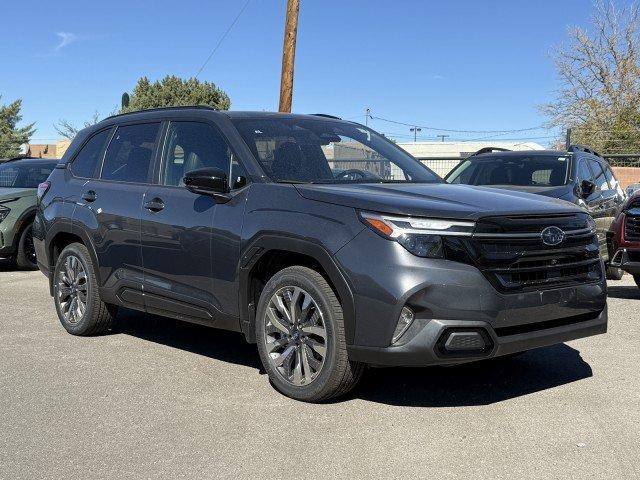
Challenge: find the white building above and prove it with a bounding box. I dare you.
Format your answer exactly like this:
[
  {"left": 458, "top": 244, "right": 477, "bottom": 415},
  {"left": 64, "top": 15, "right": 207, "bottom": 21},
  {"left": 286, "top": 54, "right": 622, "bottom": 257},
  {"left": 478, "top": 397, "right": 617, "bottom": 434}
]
[{"left": 398, "top": 141, "right": 544, "bottom": 178}]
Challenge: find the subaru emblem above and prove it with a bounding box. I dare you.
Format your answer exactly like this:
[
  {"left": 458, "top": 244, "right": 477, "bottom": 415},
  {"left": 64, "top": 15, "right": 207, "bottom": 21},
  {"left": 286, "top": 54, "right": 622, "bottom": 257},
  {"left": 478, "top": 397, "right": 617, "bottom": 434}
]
[{"left": 541, "top": 226, "right": 565, "bottom": 246}]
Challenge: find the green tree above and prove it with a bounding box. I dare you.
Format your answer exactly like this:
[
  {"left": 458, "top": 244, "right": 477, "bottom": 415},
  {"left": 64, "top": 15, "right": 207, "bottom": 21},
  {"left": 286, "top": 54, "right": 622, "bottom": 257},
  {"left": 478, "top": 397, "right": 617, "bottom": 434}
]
[
  {"left": 602, "top": 107, "right": 640, "bottom": 153},
  {"left": 122, "top": 76, "right": 231, "bottom": 113},
  {"left": 0, "top": 96, "right": 35, "bottom": 158},
  {"left": 543, "top": 1, "right": 640, "bottom": 152}
]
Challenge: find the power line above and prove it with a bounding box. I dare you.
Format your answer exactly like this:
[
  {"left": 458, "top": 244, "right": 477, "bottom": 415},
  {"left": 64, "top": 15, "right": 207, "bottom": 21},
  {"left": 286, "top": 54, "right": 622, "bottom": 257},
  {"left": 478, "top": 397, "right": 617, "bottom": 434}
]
[
  {"left": 369, "top": 114, "right": 547, "bottom": 135},
  {"left": 194, "top": 0, "right": 252, "bottom": 78}
]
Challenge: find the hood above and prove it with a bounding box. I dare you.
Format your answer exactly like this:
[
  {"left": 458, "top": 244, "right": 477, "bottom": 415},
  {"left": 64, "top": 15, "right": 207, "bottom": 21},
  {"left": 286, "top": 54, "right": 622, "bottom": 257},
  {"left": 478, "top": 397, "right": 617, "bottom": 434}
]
[
  {"left": 0, "top": 187, "right": 34, "bottom": 201},
  {"left": 294, "top": 183, "right": 581, "bottom": 220},
  {"left": 480, "top": 184, "right": 574, "bottom": 200}
]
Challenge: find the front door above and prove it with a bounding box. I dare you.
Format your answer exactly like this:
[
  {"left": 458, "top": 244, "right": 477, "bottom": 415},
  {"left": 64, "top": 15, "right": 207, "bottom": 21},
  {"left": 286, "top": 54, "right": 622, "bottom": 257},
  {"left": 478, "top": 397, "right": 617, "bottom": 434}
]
[
  {"left": 78, "top": 122, "right": 161, "bottom": 308},
  {"left": 586, "top": 158, "right": 617, "bottom": 259},
  {"left": 140, "top": 120, "right": 240, "bottom": 325}
]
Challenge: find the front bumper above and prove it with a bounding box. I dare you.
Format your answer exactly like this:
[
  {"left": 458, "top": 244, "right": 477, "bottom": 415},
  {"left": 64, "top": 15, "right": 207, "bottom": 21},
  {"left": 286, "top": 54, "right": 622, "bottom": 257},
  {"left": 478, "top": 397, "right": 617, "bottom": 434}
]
[
  {"left": 610, "top": 248, "right": 640, "bottom": 276},
  {"left": 348, "top": 308, "right": 607, "bottom": 366},
  {"left": 337, "top": 228, "right": 608, "bottom": 367}
]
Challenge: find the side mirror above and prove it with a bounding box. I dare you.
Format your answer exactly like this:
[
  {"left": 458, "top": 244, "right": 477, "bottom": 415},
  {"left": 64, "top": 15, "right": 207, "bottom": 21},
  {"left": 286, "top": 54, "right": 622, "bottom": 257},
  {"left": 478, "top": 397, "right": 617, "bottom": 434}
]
[
  {"left": 580, "top": 180, "right": 596, "bottom": 198},
  {"left": 183, "top": 167, "right": 230, "bottom": 200}
]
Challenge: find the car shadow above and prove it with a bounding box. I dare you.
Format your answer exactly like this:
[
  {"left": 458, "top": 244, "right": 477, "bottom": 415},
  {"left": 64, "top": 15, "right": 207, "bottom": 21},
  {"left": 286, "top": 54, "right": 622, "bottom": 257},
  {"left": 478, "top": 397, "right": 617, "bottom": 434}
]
[
  {"left": 349, "top": 344, "right": 592, "bottom": 407},
  {"left": 113, "top": 309, "right": 592, "bottom": 407},
  {"left": 112, "top": 308, "right": 262, "bottom": 371},
  {"left": 607, "top": 285, "right": 640, "bottom": 300},
  {"left": 0, "top": 259, "right": 16, "bottom": 271}
]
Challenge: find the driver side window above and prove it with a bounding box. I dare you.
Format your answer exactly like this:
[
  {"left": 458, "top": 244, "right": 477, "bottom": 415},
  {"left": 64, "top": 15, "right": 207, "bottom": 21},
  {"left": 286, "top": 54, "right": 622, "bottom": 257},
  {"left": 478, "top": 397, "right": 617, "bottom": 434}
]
[{"left": 161, "top": 121, "right": 233, "bottom": 187}]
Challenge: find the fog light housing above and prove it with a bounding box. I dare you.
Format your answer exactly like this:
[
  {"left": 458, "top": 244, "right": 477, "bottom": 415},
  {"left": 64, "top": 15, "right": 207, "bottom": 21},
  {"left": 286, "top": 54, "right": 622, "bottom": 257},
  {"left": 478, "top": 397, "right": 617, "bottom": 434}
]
[{"left": 392, "top": 307, "right": 414, "bottom": 344}]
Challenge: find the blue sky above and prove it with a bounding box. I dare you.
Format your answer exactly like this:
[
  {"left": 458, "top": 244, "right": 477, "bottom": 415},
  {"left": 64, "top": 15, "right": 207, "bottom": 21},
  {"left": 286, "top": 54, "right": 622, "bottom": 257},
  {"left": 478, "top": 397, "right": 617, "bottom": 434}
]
[{"left": 1, "top": 0, "right": 595, "bottom": 145}]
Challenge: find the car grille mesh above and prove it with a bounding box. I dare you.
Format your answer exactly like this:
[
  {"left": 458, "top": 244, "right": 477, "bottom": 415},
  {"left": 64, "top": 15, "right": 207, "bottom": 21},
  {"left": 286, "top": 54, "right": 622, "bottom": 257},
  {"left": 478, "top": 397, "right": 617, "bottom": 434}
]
[
  {"left": 465, "top": 213, "right": 602, "bottom": 293},
  {"left": 625, "top": 209, "right": 640, "bottom": 241}
]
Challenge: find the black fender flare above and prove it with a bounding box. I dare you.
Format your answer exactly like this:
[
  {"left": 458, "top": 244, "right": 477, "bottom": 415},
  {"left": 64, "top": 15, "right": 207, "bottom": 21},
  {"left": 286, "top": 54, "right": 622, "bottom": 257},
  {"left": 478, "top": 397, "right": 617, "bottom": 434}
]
[
  {"left": 12, "top": 206, "right": 37, "bottom": 248},
  {"left": 238, "top": 234, "right": 356, "bottom": 345},
  {"left": 45, "top": 220, "right": 101, "bottom": 295}
]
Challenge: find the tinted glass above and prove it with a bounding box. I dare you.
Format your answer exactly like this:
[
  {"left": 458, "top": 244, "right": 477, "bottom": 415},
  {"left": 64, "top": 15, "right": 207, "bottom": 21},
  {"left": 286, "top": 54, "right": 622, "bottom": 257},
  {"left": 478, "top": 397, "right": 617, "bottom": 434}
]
[
  {"left": 576, "top": 159, "right": 593, "bottom": 183},
  {"left": 161, "top": 122, "right": 233, "bottom": 187},
  {"left": 232, "top": 117, "right": 440, "bottom": 184},
  {"left": 603, "top": 165, "right": 618, "bottom": 191},
  {"left": 446, "top": 155, "right": 569, "bottom": 186},
  {"left": 71, "top": 129, "right": 111, "bottom": 178},
  {"left": 101, "top": 123, "right": 160, "bottom": 183},
  {"left": 588, "top": 159, "right": 608, "bottom": 191},
  {"left": 0, "top": 161, "right": 56, "bottom": 188}
]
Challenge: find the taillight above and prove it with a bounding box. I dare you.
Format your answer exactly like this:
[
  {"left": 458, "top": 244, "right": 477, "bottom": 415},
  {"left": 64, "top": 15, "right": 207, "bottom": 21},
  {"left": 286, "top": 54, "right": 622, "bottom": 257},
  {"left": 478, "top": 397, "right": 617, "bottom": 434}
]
[{"left": 37, "top": 181, "right": 51, "bottom": 200}]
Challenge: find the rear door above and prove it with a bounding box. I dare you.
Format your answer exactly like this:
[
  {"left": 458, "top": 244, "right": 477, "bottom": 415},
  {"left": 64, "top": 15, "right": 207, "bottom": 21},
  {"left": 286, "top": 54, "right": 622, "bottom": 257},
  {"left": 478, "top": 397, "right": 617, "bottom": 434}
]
[
  {"left": 140, "top": 119, "right": 246, "bottom": 326},
  {"left": 79, "top": 122, "right": 161, "bottom": 307}
]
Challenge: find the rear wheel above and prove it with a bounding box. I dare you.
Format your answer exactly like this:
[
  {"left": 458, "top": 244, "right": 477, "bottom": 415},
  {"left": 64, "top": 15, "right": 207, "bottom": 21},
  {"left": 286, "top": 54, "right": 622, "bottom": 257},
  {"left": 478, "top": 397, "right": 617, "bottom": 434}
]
[
  {"left": 53, "top": 242, "right": 117, "bottom": 335},
  {"left": 15, "top": 223, "right": 38, "bottom": 270},
  {"left": 256, "top": 266, "right": 363, "bottom": 402}
]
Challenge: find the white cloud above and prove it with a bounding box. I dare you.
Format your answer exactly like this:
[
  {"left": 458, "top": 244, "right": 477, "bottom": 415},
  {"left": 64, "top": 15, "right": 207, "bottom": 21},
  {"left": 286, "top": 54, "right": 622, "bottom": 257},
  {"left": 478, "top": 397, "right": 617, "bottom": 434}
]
[{"left": 54, "top": 32, "right": 78, "bottom": 51}]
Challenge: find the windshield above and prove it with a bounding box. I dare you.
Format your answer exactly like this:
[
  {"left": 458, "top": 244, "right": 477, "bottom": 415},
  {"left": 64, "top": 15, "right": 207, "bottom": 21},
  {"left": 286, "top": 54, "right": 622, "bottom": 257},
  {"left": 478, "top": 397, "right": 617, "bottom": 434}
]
[
  {"left": 446, "top": 155, "right": 570, "bottom": 187},
  {"left": 0, "top": 161, "right": 57, "bottom": 188},
  {"left": 232, "top": 117, "right": 441, "bottom": 184}
]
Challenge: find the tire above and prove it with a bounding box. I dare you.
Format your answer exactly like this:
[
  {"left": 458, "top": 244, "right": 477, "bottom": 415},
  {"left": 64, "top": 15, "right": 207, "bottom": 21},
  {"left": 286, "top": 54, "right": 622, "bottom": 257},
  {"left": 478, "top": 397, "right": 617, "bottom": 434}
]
[
  {"left": 606, "top": 265, "right": 624, "bottom": 281},
  {"left": 53, "top": 242, "right": 117, "bottom": 336},
  {"left": 256, "top": 266, "right": 363, "bottom": 402},
  {"left": 15, "top": 222, "right": 38, "bottom": 270},
  {"left": 635, "top": 275, "right": 640, "bottom": 290}
]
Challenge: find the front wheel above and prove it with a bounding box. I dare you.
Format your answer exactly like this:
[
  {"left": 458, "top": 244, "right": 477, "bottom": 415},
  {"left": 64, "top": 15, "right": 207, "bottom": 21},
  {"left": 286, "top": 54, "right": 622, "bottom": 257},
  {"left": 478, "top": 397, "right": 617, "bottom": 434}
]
[
  {"left": 606, "top": 265, "right": 624, "bottom": 281},
  {"left": 256, "top": 266, "right": 363, "bottom": 402},
  {"left": 15, "top": 223, "right": 38, "bottom": 270}
]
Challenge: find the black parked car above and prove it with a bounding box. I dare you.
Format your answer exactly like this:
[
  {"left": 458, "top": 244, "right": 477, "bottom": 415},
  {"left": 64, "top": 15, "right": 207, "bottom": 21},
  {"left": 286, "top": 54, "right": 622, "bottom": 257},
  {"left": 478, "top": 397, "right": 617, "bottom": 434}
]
[
  {"left": 445, "top": 146, "right": 626, "bottom": 279},
  {"left": 35, "top": 108, "right": 607, "bottom": 402}
]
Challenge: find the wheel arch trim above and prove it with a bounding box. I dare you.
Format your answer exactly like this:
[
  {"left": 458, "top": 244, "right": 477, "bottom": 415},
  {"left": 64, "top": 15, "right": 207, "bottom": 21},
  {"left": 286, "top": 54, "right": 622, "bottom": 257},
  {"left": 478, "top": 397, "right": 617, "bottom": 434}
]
[{"left": 238, "top": 234, "right": 356, "bottom": 344}]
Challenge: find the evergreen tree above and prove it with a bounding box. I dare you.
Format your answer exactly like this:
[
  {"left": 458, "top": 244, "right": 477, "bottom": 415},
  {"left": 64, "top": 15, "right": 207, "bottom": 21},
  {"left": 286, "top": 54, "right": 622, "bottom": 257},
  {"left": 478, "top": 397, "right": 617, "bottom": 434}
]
[
  {"left": 122, "top": 76, "right": 231, "bottom": 113},
  {"left": 0, "top": 97, "right": 35, "bottom": 158}
]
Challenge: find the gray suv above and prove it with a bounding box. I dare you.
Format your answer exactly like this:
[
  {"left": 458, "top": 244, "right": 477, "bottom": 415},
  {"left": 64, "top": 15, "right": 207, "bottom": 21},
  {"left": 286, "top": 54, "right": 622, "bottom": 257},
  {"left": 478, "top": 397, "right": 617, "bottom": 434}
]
[{"left": 34, "top": 107, "right": 607, "bottom": 402}]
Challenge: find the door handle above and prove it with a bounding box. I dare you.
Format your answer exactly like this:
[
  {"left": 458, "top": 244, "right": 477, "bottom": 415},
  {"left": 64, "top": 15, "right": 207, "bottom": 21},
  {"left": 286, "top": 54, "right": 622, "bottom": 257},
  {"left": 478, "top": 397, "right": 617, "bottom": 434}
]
[
  {"left": 81, "top": 190, "right": 97, "bottom": 202},
  {"left": 144, "top": 198, "right": 165, "bottom": 212}
]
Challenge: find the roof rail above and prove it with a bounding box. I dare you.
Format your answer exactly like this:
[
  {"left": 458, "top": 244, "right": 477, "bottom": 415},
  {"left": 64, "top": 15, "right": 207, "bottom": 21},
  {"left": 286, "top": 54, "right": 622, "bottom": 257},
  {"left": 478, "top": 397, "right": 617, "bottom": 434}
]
[
  {"left": 468, "top": 146, "right": 512, "bottom": 157},
  {"left": 568, "top": 144, "right": 602, "bottom": 158},
  {"left": 310, "top": 113, "right": 342, "bottom": 120},
  {"left": 0, "top": 156, "right": 38, "bottom": 163},
  {"left": 103, "top": 105, "right": 219, "bottom": 122}
]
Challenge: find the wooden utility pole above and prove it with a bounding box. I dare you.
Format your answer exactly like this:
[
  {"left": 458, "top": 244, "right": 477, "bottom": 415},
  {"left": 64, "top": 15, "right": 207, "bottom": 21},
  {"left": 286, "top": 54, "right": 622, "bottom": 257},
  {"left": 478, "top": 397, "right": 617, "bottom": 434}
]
[{"left": 278, "top": 0, "right": 300, "bottom": 113}]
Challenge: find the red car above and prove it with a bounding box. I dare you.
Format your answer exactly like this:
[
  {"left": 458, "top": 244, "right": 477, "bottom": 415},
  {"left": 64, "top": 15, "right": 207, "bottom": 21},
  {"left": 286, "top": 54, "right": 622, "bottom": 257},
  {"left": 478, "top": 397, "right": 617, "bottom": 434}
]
[{"left": 608, "top": 190, "right": 640, "bottom": 289}]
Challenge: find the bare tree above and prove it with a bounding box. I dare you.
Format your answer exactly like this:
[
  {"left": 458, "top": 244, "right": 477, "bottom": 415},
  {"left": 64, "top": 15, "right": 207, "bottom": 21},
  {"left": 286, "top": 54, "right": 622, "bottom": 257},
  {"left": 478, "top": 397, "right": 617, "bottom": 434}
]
[
  {"left": 54, "top": 111, "right": 101, "bottom": 140},
  {"left": 543, "top": 0, "right": 640, "bottom": 151}
]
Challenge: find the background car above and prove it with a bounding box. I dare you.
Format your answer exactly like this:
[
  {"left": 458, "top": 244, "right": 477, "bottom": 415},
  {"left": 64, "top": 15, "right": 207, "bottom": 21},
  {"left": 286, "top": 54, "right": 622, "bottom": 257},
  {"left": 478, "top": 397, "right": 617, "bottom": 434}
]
[
  {"left": 0, "top": 158, "right": 58, "bottom": 269},
  {"left": 608, "top": 191, "right": 640, "bottom": 289},
  {"left": 626, "top": 183, "right": 640, "bottom": 197},
  {"left": 445, "top": 145, "right": 626, "bottom": 279}
]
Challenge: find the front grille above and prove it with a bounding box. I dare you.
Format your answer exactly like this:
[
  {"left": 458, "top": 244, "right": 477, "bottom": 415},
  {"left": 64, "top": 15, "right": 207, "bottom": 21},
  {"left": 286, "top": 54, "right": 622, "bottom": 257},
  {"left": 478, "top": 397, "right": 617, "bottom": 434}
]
[
  {"left": 625, "top": 210, "right": 640, "bottom": 241},
  {"left": 465, "top": 213, "right": 602, "bottom": 293}
]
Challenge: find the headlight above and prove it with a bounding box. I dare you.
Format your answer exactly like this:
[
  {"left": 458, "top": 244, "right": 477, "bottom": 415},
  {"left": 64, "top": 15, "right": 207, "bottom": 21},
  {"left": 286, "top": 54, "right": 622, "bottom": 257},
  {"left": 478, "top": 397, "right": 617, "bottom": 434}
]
[
  {"left": 0, "top": 205, "right": 10, "bottom": 224},
  {"left": 359, "top": 211, "right": 475, "bottom": 258}
]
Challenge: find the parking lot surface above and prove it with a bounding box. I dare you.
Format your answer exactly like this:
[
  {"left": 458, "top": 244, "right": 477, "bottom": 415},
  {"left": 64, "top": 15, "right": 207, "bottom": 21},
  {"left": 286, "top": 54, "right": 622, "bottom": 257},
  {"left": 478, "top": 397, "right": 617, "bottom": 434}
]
[{"left": 1, "top": 264, "right": 639, "bottom": 479}]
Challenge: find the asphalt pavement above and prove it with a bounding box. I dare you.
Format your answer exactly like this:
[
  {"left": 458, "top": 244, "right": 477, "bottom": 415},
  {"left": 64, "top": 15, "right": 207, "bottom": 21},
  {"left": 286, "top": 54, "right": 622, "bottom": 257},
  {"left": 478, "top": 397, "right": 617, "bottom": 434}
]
[{"left": 1, "top": 262, "right": 638, "bottom": 479}]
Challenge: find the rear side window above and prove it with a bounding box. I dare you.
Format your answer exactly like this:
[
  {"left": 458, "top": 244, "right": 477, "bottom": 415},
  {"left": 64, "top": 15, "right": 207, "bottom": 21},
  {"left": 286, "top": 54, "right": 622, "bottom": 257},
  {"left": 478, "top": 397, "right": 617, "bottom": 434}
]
[
  {"left": 101, "top": 123, "right": 160, "bottom": 183},
  {"left": 71, "top": 129, "right": 111, "bottom": 178}
]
